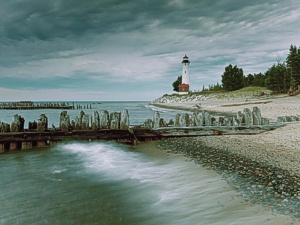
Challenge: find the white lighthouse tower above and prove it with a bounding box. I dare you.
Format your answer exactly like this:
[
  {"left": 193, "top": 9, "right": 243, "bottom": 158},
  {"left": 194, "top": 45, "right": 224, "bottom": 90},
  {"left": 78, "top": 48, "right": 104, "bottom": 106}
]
[{"left": 178, "top": 54, "right": 190, "bottom": 94}]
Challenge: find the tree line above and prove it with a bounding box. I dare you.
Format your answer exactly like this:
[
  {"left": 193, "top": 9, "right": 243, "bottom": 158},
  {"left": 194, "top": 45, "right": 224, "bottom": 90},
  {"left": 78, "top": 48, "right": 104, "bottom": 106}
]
[
  {"left": 222, "top": 44, "right": 300, "bottom": 93},
  {"left": 172, "top": 44, "right": 300, "bottom": 93}
]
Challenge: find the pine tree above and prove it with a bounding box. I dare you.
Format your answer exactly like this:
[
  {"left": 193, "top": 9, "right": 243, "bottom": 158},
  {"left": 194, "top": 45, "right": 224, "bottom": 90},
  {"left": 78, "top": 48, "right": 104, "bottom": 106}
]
[
  {"left": 172, "top": 75, "right": 182, "bottom": 92},
  {"left": 265, "top": 63, "right": 287, "bottom": 93},
  {"left": 221, "top": 64, "right": 244, "bottom": 91},
  {"left": 286, "top": 45, "right": 300, "bottom": 87}
]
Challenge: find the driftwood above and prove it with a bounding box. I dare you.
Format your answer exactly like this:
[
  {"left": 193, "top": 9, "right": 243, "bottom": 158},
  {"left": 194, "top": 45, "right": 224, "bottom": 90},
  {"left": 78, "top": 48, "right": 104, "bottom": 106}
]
[
  {"left": 153, "top": 124, "right": 283, "bottom": 137},
  {"left": 221, "top": 100, "right": 273, "bottom": 107}
]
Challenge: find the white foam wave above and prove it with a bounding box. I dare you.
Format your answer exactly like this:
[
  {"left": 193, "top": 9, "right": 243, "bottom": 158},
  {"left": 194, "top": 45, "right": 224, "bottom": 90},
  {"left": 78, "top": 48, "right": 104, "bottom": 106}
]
[
  {"left": 60, "top": 142, "right": 293, "bottom": 225},
  {"left": 52, "top": 169, "right": 67, "bottom": 174},
  {"left": 62, "top": 142, "right": 162, "bottom": 182},
  {"left": 144, "top": 104, "right": 167, "bottom": 113}
]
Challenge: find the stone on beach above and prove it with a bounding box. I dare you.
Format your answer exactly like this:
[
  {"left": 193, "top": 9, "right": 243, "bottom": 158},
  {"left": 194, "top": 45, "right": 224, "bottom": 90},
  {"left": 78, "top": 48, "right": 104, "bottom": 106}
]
[{"left": 156, "top": 136, "right": 300, "bottom": 218}]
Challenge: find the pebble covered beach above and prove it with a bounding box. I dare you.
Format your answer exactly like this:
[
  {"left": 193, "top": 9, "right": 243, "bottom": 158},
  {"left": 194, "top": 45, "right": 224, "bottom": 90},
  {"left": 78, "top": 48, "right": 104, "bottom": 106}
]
[{"left": 151, "top": 92, "right": 300, "bottom": 219}]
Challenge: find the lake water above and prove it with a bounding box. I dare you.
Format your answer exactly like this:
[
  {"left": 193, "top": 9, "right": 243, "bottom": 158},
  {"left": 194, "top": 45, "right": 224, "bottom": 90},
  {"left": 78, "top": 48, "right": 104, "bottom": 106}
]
[{"left": 0, "top": 101, "right": 297, "bottom": 224}]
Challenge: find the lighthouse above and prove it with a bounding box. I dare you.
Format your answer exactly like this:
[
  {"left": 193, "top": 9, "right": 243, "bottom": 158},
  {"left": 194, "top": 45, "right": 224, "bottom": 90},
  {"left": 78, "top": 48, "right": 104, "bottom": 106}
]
[{"left": 178, "top": 54, "right": 190, "bottom": 94}]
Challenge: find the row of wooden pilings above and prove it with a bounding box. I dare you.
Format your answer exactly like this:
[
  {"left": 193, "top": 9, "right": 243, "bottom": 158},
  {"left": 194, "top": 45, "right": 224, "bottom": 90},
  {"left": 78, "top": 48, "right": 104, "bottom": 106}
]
[
  {"left": 0, "top": 106, "right": 272, "bottom": 153},
  {"left": 146, "top": 106, "right": 270, "bottom": 129},
  {"left": 0, "top": 106, "right": 269, "bottom": 134},
  {"left": 0, "top": 109, "right": 132, "bottom": 152},
  {"left": 0, "top": 109, "right": 130, "bottom": 133}
]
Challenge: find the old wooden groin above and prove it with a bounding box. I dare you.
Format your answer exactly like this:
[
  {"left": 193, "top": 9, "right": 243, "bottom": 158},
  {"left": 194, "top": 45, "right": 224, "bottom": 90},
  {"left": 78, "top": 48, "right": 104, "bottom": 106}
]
[{"left": 0, "top": 106, "right": 285, "bottom": 153}]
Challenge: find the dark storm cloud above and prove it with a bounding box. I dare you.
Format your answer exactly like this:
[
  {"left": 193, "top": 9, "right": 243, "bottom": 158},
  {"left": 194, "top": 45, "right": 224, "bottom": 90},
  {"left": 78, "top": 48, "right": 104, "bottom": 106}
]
[
  {"left": 2, "top": 0, "right": 162, "bottom": 41},
  {"left": 1, "top": 0, "right": 282, "bottom": 42}
]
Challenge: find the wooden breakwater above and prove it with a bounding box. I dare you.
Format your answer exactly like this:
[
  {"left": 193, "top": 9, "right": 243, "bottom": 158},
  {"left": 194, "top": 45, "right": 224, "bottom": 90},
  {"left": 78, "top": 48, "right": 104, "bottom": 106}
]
[
  {"left": 0, "top": 106, "right": 286, "bottom": 153},
  {"left": 0, "top": 101, "right": 92, "bottom": 110}
]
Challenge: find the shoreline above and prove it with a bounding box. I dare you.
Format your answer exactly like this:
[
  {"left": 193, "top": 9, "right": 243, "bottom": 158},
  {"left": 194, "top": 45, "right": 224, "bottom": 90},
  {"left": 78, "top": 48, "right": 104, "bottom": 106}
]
[
  {"left": 150, "top": 95, "right": 300, "bottom": 175},
  {"left": 150, "top": 94, "right": 300, "bottom": 219},
  {"left": 150, "top": 103, "right": 236, "bottom": 117},
  {"left": 150, "top": 94, "right": 299, "bottom": 121},
  {"left": 156, "top": 137, "right": 300, "bottom": 219}
]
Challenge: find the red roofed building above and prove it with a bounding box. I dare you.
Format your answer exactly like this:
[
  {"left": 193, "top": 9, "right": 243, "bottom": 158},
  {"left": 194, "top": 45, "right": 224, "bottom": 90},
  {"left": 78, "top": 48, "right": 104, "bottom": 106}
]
[{"left": 178, "top": 83, "right": 189, "bottom": 93}]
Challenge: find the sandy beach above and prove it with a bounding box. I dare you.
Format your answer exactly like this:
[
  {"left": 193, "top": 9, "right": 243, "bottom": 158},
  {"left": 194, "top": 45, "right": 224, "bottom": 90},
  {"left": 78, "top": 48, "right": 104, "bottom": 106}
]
[{"left": 152, "top": 94, "right": 300, "bottom": 175}]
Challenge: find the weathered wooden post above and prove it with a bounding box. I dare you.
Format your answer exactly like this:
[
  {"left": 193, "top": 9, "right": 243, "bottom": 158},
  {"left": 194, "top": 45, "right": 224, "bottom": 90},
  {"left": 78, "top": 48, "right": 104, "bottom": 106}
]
[
  {"left": 9, "top": 142, "right": 18, "bottom": 151},
  {"left": 175, "top": 113, "right": 180, "bottom": 127},
  {"left": 110, "top": 112, "right": 121, "bottom": 129},
  {"left": 193, "top": 111, "right": 204, "bottom": 126},
  {"left": 0, "top": 122, "right": 10, "bottom": 132},
  {"left": 153, "top": 111, "right": 160, "bottom": 129},
  {"left": 159, "top": 118, "right": 167, "bottom": 127},
  {"left": 37, "top": 141, "right": 46, "bottom": 148},
  {"left": 22, "top": 142, "right": 33, "bottom": 150},
  {"left": 243, "top": 108, "right": 253, "bottom": 126},
  {"left": 80, "top": 110, "right": 85, "bottom": 125},
  {"left": 91, "top": 111, "right": 100, "bottom": 130},
  {"left": 211, "top": 116, "right": 217, "bottom": 126},
  {"left": 120, "top": 109, "right": 130, "bottom": 129},
  {"left": 11, "top": 114, "right": 25, "bottom": 132},
  {"left": 81, "top": 115, "right": 89, "bottom": 130},
  {"left": 28, "top": 121, "right": 37, "bottom": 130},
  {"left": 178, "top": 114, "right": 186, "bottom": 127},
  {"left": 100, "top": 110, "right": 110, "bottom": 129},
  {"left": 252, "top": 106, "right": 262, "bottom": 125},
  {"left": 184, "top": 113, "right": 190, "bottom": 126},
  {"left": 204, "top": 111, "right": 211, "bottom": 126},
  {"left": 144, "top": 119, "right": 153, "bottom": 128},
  {"left": 37, "top": 114, "right": 48, "bottom": 132},
  {"left": 74, "top": 116, "right": 81, "bottom": 130},
  {"left": 0, "top": 143, "right": 4, "bottom": 153},
  {"left": 168, "top": 119, "right": 174, "bottom": 126},
  {"left": 60, "top": 111, "right": 71, "bottom": 132}
]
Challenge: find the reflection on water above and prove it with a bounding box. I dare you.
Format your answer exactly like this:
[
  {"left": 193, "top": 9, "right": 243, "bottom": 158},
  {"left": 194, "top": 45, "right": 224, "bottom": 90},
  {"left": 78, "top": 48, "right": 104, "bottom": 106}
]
[{"left": 0, "top": 141, "right": 296, "bottom": 225}]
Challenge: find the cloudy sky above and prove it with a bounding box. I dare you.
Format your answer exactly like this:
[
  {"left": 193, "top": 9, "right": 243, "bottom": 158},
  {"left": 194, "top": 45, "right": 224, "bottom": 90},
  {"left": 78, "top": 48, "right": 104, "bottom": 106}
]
[{"left": 1, "top": 0, "right": 300, "bottom": 101}]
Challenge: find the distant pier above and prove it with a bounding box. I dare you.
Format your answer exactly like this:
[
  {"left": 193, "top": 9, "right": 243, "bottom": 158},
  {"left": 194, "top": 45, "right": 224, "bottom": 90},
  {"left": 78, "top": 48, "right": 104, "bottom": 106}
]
[{"left": 0, "top": 101, "right": 92, "bottom": 110}]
